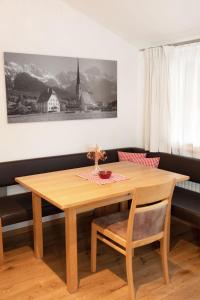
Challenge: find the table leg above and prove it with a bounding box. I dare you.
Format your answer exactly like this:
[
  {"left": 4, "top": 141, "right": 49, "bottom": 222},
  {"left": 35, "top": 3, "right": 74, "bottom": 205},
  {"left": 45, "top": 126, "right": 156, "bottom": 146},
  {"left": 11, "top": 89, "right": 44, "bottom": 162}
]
[
  {"left": 32, "top": 193, "right": 43, "bottom": 258},
  {"left": 65, "top": 208, "right": 78, "bottom": 293}
]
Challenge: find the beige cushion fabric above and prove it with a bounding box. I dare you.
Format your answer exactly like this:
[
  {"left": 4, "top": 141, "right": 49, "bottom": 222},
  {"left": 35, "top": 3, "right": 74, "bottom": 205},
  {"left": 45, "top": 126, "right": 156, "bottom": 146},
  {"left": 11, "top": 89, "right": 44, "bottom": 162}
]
[
  {"left": 94, "top": 211, "right": 128, "bottom": 239},
  {"left": 133, "top": 203, "right": 167, "bottom": 240},
  {"left": 93, "top": 203, "right": 167, "bottom": 241}
]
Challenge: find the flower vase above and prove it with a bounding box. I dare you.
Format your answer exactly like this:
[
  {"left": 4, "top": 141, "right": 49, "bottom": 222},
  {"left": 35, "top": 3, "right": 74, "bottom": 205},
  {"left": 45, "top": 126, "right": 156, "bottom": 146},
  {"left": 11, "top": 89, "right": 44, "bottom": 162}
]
[{"left": 93, "top": 158, "right": 100, "bottom": 175}]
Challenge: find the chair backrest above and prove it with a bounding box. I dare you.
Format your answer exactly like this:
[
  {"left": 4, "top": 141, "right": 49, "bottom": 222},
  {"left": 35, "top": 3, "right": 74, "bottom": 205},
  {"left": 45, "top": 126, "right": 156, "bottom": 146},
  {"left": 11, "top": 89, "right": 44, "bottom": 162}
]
[{"left": 127, "top": 179, "right": 176, "bottom": 242}]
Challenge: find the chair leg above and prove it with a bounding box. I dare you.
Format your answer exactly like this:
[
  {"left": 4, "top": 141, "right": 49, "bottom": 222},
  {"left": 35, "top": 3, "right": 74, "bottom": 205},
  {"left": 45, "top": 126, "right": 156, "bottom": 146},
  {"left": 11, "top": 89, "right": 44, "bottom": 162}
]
[
  {"left": 91, "top": 223, "right": 97, "bottom": 273},
  {"left": 126, "top": 248, "right": 135, "bottom": 300},
  {"left": 160, "top": 237, "right": 169, "bottom": 284},
  {"left": 0, "top": 218, "right": 4, "bottom": 265},
  {"left": 167, "top": 217, "right": 171, "bottom": 253}
]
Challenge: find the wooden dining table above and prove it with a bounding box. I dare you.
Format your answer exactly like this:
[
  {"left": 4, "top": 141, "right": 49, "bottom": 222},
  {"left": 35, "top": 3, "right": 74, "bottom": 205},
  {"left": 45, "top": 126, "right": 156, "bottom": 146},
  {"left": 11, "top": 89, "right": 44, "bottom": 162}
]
[{"left": 15, "top": 161, "right": 189, "bottom": 293}]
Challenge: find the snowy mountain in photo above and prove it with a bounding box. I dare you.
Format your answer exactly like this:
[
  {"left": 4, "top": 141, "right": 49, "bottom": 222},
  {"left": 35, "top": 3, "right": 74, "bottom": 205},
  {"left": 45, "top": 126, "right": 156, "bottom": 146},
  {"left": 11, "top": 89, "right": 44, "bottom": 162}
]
[{"left": 5, "top": 61, "right": 60, "bottom": 87}]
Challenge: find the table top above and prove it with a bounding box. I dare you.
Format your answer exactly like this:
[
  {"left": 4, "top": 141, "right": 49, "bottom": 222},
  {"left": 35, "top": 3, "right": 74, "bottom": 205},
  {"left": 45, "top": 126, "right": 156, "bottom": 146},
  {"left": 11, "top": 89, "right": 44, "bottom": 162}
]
[{"left": 15, "top": 161, "right": 189, "bottom": 210}]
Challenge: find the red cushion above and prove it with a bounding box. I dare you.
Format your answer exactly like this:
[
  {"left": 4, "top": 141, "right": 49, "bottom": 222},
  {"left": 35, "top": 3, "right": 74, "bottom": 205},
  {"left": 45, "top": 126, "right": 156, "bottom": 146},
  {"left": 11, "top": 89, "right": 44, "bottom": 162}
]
[
  {"left": 131, "top": 157, "right": 160, "bottom": 168},
  {"left": 118, "top": 151, "right": 146, "bottom": 162}
]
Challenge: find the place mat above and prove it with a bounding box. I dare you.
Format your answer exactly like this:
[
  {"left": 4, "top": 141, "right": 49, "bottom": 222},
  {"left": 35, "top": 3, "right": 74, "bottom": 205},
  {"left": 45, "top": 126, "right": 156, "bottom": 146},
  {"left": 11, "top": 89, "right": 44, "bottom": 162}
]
[{"left": 78, "top": 172, "right": 129, "bottom": 185}]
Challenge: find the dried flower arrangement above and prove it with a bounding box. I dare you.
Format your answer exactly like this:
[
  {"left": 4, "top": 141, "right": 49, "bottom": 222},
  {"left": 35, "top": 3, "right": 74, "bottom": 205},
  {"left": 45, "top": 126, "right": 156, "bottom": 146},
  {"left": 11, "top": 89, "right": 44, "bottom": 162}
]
[{"left": 87, "top": 145, "right": 107, "bottom": 174}]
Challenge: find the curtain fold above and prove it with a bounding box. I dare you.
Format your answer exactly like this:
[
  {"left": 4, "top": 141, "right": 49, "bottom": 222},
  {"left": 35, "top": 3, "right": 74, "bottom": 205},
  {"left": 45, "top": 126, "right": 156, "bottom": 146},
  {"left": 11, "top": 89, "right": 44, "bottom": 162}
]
[{"left": 143, "top": 46, "right": 171, "bottom": 153}]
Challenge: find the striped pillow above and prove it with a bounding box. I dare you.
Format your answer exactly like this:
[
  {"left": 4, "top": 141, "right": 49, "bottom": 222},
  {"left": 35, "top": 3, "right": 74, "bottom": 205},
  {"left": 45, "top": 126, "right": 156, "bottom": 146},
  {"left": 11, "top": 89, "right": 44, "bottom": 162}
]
[
  {"left": 118, "top": 151, "right": 146, "bottom": 162},
  {"left": 131, "top": 157, "right": 160, "bottom": 168}
]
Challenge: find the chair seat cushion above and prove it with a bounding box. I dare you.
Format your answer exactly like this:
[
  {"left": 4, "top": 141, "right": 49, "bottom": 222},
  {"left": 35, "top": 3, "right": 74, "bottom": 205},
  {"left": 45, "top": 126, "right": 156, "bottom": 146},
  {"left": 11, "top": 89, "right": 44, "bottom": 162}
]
[
  {"left": 172, "top": 187, "right": 200, "bottom": 228},
  {"left": 94, "top": 210, "right": 129, "bottom": 239},
  {"left": 0, "top": 192, "right": 62, "bottom": 226}
]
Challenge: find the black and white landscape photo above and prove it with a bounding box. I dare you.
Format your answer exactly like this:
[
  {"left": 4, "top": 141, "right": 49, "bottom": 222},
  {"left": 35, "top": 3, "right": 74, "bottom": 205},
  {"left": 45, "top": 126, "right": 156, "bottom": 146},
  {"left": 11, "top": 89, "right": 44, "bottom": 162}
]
[{"left": 4, "top": 52, "right": 117, "bottom": 123}]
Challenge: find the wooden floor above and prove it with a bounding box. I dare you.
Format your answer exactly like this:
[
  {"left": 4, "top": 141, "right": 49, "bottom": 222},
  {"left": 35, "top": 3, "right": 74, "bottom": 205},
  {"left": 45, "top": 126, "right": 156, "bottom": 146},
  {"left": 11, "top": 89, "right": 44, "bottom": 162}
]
[{"left": 0, "top": 219, "right": 200, "bottom": 300}]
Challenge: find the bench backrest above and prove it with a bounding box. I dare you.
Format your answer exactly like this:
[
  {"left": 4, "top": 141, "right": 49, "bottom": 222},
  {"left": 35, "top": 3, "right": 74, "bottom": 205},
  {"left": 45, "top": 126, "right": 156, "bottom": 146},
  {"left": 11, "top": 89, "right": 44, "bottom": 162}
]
[
  {"left": 0, "top": 147, "right": 142, "bottom": 187},
  {"left": 148, "top": 152, "right": 200, "bottom": 184},
  {"left": 1, "top": 147, "right": 198, "bottom": 187}
]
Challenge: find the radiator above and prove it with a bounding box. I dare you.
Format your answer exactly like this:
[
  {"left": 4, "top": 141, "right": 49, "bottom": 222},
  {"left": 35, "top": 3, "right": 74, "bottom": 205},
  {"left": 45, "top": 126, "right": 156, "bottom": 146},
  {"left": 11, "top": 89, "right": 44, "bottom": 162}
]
[{"left": 177, "top": 181, "right": 200, "bottom": 193}]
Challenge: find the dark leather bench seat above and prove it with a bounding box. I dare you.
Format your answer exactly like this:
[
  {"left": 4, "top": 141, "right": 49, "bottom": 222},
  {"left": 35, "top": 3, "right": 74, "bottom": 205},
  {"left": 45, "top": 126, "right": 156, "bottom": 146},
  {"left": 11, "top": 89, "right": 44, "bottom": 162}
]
[
  {"left": 172, "top": 187, "right": 200, "bottom": 229},
  {"left": 0, "top": 192, "right": 61, "bottom": 226}
]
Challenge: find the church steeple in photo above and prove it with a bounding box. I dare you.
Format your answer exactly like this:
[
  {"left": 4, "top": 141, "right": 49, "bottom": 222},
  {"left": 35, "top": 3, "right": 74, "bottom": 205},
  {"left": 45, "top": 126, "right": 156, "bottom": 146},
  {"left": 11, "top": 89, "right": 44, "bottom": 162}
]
[{"left": 76, "top": 58, "right": 82, "bottom": 108}]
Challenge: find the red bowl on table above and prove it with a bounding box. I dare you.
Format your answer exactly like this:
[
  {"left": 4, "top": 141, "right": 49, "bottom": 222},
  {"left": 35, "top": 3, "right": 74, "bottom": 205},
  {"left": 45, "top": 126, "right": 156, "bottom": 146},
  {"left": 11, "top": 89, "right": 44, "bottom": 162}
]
[{"left": 98, "top": 170, "right": 112, "bottom": 179}]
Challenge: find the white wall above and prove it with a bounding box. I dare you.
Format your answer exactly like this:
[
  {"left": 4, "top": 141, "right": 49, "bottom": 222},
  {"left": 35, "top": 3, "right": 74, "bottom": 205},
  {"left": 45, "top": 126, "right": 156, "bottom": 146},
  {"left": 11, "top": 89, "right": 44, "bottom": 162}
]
[{"left": 0, "top": 0, "right": 141, "bottom": 162}]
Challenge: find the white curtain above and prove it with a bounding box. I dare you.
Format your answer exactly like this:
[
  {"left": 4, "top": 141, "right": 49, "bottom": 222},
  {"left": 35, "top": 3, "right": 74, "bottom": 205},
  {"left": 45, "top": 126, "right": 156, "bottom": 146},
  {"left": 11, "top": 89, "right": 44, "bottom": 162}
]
[
  {"left": 143, "top": 46, "right": 171, "bottom": 153},
  {"left": 143, "top": 43, "right": 200, "bottom": 158},
  {"left": 169, "top": 43, "right": 200, "bottom": 158}
]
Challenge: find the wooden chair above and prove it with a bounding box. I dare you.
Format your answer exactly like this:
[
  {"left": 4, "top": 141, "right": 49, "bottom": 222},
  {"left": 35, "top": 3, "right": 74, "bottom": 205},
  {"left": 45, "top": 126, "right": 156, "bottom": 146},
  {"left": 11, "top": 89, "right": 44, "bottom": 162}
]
[{"left": 91, "top": 179, "right": 176, "bottom": 299}]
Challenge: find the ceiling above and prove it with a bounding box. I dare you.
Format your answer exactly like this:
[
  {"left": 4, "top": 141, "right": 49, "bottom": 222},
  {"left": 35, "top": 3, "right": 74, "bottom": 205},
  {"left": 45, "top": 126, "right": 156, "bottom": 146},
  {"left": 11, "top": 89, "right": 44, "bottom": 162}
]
[{"left": 64, "top": 0, "right": 200, "bottom": 48}]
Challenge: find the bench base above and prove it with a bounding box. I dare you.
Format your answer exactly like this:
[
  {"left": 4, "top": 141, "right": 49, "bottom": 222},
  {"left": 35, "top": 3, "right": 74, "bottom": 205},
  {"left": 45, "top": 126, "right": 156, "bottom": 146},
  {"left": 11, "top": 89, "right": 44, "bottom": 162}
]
[{"left": 172, "top": 187, "right": 200, "bottom": 229}]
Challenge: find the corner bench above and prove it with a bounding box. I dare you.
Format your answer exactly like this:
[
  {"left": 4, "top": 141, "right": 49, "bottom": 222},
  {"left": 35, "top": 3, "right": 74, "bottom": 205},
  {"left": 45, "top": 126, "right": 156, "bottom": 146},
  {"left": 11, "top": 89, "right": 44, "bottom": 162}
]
[{"left": 1, "top": 147, "right": 199, "bottom": 265}]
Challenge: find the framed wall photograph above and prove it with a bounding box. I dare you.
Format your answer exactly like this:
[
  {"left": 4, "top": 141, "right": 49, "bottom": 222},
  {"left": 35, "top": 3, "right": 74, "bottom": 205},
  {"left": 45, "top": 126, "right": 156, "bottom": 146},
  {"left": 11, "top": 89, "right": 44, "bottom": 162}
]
[{"left": 4, "top": 52, "right": 117, "bottom": 123}]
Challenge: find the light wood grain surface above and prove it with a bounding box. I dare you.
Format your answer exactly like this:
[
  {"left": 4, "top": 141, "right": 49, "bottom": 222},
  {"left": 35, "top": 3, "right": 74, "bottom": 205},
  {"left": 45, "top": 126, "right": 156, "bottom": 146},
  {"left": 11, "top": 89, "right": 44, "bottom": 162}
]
[{"left": 16, "top": 161, "right": 189, "bottom": 210}]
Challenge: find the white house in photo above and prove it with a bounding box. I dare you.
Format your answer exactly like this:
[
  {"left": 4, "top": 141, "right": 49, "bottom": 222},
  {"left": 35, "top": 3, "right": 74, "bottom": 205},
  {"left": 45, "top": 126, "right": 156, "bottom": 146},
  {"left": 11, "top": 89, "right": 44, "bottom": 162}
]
[{"left": 37, "top": 88, "right": 60, "bottom": 113}]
